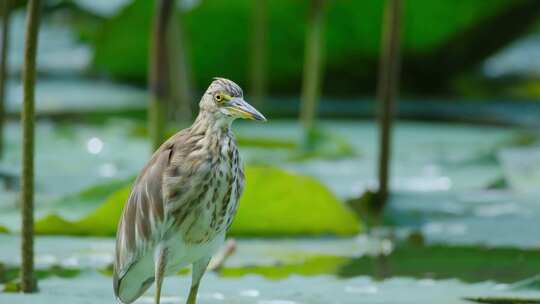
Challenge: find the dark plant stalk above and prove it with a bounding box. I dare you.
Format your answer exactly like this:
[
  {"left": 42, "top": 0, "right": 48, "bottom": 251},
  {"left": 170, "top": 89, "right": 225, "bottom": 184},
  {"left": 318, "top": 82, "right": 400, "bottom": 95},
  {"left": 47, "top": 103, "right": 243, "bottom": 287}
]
[
  {"left": 21, "top": 0, "right": 41, "bottom": 293},
  {"left": 0, "top": 0, "right": 12, "bottom": 159},
  {"left": 249, "top": 0, "right": 267, "bottom": 107},
  {"left": 149, "top": 0, "right": 174, "bottom": 151},
  {"left": 374, "top": 0, "right": 402, "bottom": 217},
  {"left": 168, "top": 9, "right": 192, "bottom": 124},
  {"left": 300, "top": 0, "right": 326, "bottom": 145}
]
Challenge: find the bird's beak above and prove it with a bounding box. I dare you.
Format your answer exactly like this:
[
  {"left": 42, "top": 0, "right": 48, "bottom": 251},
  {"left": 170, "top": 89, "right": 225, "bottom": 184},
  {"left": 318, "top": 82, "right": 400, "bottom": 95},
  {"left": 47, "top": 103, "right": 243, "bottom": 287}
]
[{"left": 228, "top": 98, "right": 267, "bottom": 122}]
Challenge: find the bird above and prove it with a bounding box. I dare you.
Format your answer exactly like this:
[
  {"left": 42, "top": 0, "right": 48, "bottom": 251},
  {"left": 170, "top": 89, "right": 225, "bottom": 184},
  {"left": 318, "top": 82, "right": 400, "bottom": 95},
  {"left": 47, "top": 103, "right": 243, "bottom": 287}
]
[{"left": 113, "top": 78, "right": 266, "bottom": 304}]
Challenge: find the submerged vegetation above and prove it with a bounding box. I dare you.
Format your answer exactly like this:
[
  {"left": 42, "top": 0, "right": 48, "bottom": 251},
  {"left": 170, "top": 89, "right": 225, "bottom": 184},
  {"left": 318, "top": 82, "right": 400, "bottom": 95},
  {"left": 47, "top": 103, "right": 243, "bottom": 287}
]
[
  {"left": 218, "top": 243, "right": 540, "bottom": 284},
  {"left": 465, "top": 297, "right": 540, "bottom": 304},
  {"left": 0, "top": 226, "right": 8, "bottom": 234},
  {"left": 1, "top": 265, "right": 80, "bottom": 292},
  {"left": 340, "top": 244, "right": 540, "bottom": 283}
]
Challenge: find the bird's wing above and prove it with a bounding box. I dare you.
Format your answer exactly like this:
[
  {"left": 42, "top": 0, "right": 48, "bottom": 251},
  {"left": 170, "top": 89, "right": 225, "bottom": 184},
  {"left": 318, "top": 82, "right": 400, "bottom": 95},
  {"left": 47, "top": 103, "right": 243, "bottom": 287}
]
[{"left": 113, "top": 131, "right": 189, "bottom": 301}]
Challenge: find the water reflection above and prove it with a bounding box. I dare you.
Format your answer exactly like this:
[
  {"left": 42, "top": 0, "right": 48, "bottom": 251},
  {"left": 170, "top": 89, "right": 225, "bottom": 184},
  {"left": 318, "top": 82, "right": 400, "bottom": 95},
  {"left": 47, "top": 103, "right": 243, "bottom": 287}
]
[{"left": 86, "top": 137, "right": 103, "bottom": 155}]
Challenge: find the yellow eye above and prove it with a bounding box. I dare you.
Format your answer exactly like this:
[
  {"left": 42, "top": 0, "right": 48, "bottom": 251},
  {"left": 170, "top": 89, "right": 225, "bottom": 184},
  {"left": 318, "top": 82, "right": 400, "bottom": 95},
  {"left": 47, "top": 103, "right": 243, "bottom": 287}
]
[{"left": 214, "top": 93, "right": 224, "bottom": 103}]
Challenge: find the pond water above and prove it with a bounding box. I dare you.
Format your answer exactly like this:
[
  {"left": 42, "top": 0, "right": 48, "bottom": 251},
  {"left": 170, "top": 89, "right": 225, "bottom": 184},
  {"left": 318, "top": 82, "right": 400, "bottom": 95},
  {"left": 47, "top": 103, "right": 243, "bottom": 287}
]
[
  {"left": 3, "top": 270, "right": 540, "bottom": 304},
  {"left": 2, "top": 234, "right": 540, "bottom": 303},
  {"left": 0, "top": 118, "right": 539, "bottom": 304},
  {"left": 1, "top": 119, "right": 539, "bottom": 245},
  {"left": 1, "top": 24, "right": 540, "bottom": 295},
  {"left": 2, "top": 5, "right": 540, "bottom": 303}
]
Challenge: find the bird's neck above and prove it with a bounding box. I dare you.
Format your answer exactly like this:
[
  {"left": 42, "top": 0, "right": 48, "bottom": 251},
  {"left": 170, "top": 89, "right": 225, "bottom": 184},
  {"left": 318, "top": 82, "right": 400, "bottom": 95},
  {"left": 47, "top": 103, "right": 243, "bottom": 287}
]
[{"left": 191, "top": 110, "right": 232, "bottom": 138}]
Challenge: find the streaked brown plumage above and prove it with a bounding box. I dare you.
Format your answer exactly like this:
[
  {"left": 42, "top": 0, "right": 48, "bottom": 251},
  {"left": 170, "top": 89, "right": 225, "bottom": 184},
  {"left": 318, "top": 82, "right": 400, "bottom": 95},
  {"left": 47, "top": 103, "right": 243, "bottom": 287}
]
[{"left": 113, "top": 78, "right": 266, "bottom": 304}]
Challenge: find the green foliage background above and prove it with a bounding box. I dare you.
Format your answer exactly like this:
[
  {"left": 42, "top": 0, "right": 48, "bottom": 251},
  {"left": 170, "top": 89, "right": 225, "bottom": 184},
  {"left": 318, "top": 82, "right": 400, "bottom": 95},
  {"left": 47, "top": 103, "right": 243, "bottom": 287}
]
[{"left": 92, "top": 0, "right": 515, "bottom": 93}]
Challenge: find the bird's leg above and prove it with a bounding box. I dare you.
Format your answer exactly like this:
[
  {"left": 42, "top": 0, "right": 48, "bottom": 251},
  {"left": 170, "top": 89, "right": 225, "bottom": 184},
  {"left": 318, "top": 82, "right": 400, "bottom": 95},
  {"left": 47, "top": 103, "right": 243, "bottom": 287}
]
[
  {"left": 186, "top": 256, "right": 211, "bottom": 304},
  {"left": 154, "top": 246, "right": 168, "bottom": 304}
]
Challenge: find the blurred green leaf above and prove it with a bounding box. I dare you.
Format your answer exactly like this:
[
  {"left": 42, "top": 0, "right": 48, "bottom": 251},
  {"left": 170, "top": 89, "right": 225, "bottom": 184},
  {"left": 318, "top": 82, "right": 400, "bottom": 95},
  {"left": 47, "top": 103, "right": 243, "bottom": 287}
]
[
  {"left": 36, "top": 187, "right": 130, "bottom": 236},
  {"left": 50, "top": 177, "right": 133, "bottom": 210},
  {"left": 229, "top": 166, "right": 361, "bottom": 236},
  {"left": 35, "top": 166, "right": 361, "bottom": 237}
]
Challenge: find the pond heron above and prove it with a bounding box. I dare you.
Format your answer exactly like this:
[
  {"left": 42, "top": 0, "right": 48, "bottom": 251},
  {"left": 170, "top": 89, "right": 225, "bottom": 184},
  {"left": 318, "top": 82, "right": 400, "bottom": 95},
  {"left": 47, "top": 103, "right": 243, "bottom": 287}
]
[{"left": 113, "top": 78, "right": 266, "bottom": 304}]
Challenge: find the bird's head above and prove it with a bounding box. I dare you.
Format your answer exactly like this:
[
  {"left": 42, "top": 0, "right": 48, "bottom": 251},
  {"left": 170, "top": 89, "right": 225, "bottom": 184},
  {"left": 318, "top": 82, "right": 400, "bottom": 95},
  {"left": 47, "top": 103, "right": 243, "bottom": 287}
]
[{"left": 199, "top": 77, "right": 266, "bottom": 122}]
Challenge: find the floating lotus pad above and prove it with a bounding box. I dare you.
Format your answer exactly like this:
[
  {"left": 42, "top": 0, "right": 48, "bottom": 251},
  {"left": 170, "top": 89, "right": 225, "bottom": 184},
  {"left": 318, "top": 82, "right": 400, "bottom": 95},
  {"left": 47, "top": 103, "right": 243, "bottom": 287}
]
[{"left": 36, "top": 166, "right": 361, "bottom": 237}]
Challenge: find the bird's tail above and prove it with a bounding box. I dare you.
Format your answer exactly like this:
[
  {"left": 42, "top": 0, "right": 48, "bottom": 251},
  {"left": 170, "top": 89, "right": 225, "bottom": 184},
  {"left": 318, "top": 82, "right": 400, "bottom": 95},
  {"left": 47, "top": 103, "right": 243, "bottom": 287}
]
[{"left": 113, "top": 255, "right": 155, "bottom": 304}]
